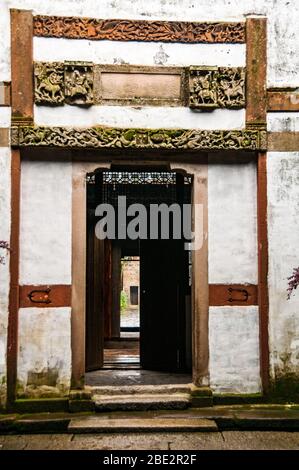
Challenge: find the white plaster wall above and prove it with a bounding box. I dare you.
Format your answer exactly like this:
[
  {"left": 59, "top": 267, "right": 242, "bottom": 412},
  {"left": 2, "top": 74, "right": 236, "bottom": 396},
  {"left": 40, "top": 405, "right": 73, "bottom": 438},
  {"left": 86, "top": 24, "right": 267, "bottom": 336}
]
[
  {"left": 34, "top": 38, "right": 245, "bottom": 67},
  {"left": 268, "top": 152, "right": 299, "bottom": 380},
  {"left": 17, "top": 307, "right": 71, "bottom": 395},
  {"left": 20, "top": 160, "right": 72, "bottom": 285},
  {"left": 0, "top": 147, "right": 11, "bottom": 407},
  {"left": 1, "top": 0, "right": 299, "bottom": 86},
  {"left": 268, "top": 113, "right": 299, "bottom": 132},
  {"left": 208, "top": 161, "right": 258, "bottom": 284},
  {"left": 35, "top": 106, "right": 245, "bottom": 130},
  {"left": 0, "top": 107, "right": 10, "bottom": 127},
  {"left": 209, "top": 306, "right": 261, "bottom": 393}
]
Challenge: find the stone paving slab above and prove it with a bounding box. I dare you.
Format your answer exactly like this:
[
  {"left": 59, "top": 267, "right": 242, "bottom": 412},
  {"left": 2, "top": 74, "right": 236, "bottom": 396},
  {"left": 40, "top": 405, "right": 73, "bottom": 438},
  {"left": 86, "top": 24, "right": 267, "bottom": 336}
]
[
  {"left": 1, "top": 431, "right": 299, "bottom": 450},
  {"left": 68, "top": 416, "right": 218, "bottom": 433}
]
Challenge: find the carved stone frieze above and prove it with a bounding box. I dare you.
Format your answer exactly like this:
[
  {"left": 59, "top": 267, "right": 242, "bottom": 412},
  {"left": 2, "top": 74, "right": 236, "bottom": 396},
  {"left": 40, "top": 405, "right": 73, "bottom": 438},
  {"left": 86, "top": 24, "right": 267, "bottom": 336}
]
[
  {"left": 189, "top": 67, "right": 245, "bottom": 109},
  {"left": 34, "top": 62, "right": 94, "bottom": 105},
  {"left": 11, "top": 126, "right": 267, "bottom": 151},
  {"left": 33, "top": 16, "right": 245, "bottom": 43}
]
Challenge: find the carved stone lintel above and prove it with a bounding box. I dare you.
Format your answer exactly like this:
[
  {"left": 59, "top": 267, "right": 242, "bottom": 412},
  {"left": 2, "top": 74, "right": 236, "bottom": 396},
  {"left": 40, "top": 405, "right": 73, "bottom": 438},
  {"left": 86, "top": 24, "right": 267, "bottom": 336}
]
[
  {"left": 34, "top": 62, "right": 93, "bottom": 105},
  {"left": 33, "top": 16, "right": 245, "bottom": 43},
  {"left": 11, "top": 126, "right": 267, "bottom": 151},
  {"left": 189, "top": 67, "right": 245, "bottom": 109}
]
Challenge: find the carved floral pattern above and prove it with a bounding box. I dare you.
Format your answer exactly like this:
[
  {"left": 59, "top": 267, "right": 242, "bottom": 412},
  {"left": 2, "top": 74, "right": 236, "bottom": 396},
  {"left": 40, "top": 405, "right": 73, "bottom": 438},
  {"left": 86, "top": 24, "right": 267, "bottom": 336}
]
[
  {"left": 33, "top": 16, "right": 245, "bottom": 43},
  {"left": 11, "top": 126, "right": 267, "bottom": 151},
  {"left": 189, "top": 67, "right": 245, "bottom": 109}
]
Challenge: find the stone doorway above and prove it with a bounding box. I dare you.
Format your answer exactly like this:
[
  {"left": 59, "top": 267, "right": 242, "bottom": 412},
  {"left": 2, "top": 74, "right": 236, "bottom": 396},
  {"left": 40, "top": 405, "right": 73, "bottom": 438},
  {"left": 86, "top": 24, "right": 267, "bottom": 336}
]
[{"left": 85, "top": 169, "right": 192, "bottom": 385}]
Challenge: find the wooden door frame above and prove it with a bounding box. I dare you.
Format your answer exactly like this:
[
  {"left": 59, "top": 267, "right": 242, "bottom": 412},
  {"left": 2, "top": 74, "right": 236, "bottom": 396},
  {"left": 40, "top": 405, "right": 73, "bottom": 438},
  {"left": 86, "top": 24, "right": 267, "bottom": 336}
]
[{"left": 71, "top": 161, "right": 208, "bottom": 388}]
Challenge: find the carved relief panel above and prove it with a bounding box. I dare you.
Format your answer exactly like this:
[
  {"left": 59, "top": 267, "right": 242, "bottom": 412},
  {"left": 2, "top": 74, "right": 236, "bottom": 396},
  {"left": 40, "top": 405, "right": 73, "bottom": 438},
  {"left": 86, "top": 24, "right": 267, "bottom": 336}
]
[
  {"left": 34, "top": 62, "right": 246, "bottom": 110},
  {"left": 64, "top": 62, "right": 93, "bottom": 105},
  {"left": 34, "top": 62, "right": 94, "bottom": 105},
  {"left": 34, "top": 62, "right": 64, "bottom": 105},
  {"left": 189, "top": 66, "right": 245, "bottom": 109}
]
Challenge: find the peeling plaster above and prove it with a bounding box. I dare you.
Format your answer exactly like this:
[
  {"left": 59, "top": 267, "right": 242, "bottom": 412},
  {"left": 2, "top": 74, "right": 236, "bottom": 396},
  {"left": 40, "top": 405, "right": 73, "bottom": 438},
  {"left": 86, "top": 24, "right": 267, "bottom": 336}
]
[{"left": 209, "top": 306, "right": 261, "bottom": 393}]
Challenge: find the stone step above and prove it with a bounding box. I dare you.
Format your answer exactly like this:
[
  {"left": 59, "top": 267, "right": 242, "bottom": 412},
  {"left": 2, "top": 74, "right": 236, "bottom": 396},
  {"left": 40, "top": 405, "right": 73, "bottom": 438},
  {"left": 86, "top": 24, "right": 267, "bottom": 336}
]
[
  {"left": 89, "top": 384, "right": 191, "bottom": 396},
  {"left": 92, "top": 393, "right": 191, "bottom": 411},
  {"left": 68, "top": 416, "right": 217, "bottom": 433}
]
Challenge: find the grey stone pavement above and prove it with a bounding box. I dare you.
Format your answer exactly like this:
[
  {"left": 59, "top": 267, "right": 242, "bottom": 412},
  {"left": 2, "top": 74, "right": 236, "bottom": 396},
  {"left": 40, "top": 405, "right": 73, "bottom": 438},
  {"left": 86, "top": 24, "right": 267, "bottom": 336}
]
[{"left": 1, "top": 431, "right": 299, "bottom": 450}]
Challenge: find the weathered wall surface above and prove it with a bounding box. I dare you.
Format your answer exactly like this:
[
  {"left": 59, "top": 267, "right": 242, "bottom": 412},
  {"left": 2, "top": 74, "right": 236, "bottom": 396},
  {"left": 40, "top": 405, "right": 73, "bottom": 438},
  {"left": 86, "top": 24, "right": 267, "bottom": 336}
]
[
  {"left": 18, "top": 159, "right": 72, "bottom": 393},
  {"left": 267, "top": 151, "right": 299, "bottom": 392},
  {"left": 208, "top": 161, "right": 257, "bottom": 284},
  {"left": 0, "top": 105, "right": 10, "bottom": 407},
  {"left": 208, "top": 161, "right": 260, "bottom": 393},
  {"left": 0, "top": 147, "right": 11, "bottom": 407},
  {"left": 1, "top": 0, "right": 299, "bottom": 86},
  {"left": 122, "top": 259, "right": 140, "bottom": 306},
  {"left": 34, "top": 106, "right": 245, "bottom": 130},
  {"left": 20, "top": 159, "right": 72, "bottom": 285},
  {"left": 17, "top": 307, "right": 71, "bottom": 397},
  {"left": 209, "top": 306, "right": 261, "bottom": 393}
]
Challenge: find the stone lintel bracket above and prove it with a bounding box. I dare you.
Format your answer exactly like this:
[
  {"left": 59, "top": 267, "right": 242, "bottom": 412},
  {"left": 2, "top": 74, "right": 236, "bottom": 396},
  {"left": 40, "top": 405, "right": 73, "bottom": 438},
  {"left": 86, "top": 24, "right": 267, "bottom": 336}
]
[
  {"left": 189, "top": 66, "right": 246, "bottom": 109},
  {"left": 10, "top": 125, "right": 267, "bottom": 151},
  {"left": 34, "top": 61, "right": 94, "bottom": 106}
]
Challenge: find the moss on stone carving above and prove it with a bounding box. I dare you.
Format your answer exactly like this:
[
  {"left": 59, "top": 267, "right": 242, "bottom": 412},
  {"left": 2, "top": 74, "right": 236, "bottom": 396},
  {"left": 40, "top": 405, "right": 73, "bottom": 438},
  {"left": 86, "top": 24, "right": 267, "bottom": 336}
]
[{"left": 11, "top": 125, "right": 267, "bottom": 151}]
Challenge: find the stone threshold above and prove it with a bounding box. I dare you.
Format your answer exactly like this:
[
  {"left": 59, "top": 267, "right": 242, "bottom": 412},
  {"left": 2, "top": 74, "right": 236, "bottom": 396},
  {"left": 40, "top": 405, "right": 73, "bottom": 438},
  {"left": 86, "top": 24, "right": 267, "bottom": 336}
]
[{"left": 2, "top": 406, "right": 299, "bottom": 434}]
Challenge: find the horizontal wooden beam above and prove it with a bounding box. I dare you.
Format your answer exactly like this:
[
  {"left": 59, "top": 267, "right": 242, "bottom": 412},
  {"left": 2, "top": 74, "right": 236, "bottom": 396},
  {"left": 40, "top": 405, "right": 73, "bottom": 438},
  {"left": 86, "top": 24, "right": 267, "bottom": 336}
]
[
  {"left": 268, "top": 132, "right": 299, "bottom": 151},
  {"left": 19, "top": 285, "right": 71, "bottom": 308},
  {"left": 33, "top": 15, "right": 245, "bottom": 43},
  {"left": 11, "top": 126, "right": 267, "bottom": 151},
  {"left": 209, "top": 284, "right": 257, "bottom": 306},
  {"left": 267, "top": 89, "right": 299, "bottom": 111}
]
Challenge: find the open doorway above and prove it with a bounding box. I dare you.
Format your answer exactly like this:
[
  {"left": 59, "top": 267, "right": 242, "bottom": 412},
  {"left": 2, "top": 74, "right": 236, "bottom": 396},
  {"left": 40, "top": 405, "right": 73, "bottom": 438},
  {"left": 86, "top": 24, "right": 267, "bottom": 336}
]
[
  {"left": 103, "top": 254, "right": 140, "bottom": 369},
  {"left": 85, "top": 169, "right": 192, "bottom": 385}
]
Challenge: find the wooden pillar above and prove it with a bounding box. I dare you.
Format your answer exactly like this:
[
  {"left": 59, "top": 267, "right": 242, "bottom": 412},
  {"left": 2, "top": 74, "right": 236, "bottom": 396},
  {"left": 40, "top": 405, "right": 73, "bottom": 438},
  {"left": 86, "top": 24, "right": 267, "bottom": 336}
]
[
  {"left": 71, "top": 163, "right": 110, "bottom": 388},
  {"left": 7, "top": 149, "right": 21, "bottom": 406},
  {"left": 71, "top": 164, "right": 88, "bottom": 388},
  {"left": 246, "top": 17, "right": 269, "bottom": 393},
  {"left": 246, "top": 17, "right": 267, "bottom": 125},
  {"left": 257, "top": 153, "right": 270, "bottom": 393},
  {"left": 11, "top": 10, "right": 34, "bottom": 123},
  {"left": 7, "top": 10, "right": 33, "bottom": 407},
  {"left": 192, "top": 165, "right": 209, "bottom": 386}
]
